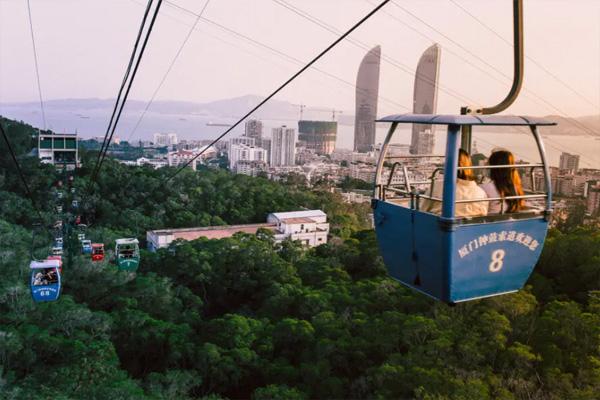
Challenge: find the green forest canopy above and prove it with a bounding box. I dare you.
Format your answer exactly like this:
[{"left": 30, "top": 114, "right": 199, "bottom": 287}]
[{"left": 0, "top": 117, "right": 598, "bottom": 399}]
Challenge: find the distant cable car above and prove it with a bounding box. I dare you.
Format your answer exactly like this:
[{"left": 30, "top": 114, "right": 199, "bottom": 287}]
[
  {"left": 115, "top": 238, "right": 140, "bottom": 271},
  {"left": 91, "top": 243, "right": 105, "bottom": 262},
  {"left": 51, "top": 246, "right": 63, "bottom": 256},
  {"left": 372, "top": 114, "right": 555, "bottom": 303},
  {"left": 72, "top": 200, "right": 79, "bottom": 209},
  {"left": 30, "top": 259, "right": 61, "bottom": 302},
  {"left": 81, "top": 239, "right": 92, "bottom": 255}
]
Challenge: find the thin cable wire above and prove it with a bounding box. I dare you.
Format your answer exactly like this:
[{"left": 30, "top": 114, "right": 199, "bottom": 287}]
[
  {"left": 126, "top": 0, "right": 212, "bottom": 142},
  {"left": 25, "top": 0, "right": 46, "bottom": 130},
  {"left": 164, "top": 0, "right": 392, "bottom": 182},
  {"left": 388, "top": 0, "right": 600, "bottom": 140},
  {"left": 271, "top": 0, "right": 475, "bottom": 106},
  {"left": 448, "top": 0, "right": 599, "bottom": 111},
  {"left": 94, "top": 0, "right": 164, "bottom": 180},
  {"left": 92, "top": 0, "right": 155, "bottom": 180},
  {"left": 162, "top": 0, "right": 409, "bottom": 112},
  {"left": 0, "top": 122, "right": 48, "bottom": 226}
]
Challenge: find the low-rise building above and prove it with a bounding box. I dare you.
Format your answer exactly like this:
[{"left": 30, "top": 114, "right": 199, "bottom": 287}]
[
  {"left": 267, "top": 210, "right": 329, "bottom": 247},
  {"left": 147, "top": 209, "right": 329, "bottom": 251},
  {"left": 136, "top": 157, "right": 168, "bottom": 169},
  {"left": 167, "top": 145, "right": 216, "bottom": 169},
  {"left": 38, "top": 132, "right": 80, "bottom": 169}
]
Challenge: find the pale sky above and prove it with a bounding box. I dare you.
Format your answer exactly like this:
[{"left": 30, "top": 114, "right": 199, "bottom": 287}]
[{"left": 1, "top": 0, "right": 599, "bottom": 117}]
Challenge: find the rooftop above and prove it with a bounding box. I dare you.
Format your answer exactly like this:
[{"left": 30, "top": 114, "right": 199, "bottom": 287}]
[
  {"left": 269, "top": 210, "right": 326, "bottom": 220},
  {"left": 150, "top": 223, "right": 277, "bottom": 240},
  {"left": 281, "top": 217, "right": 317, "bottom": 224}
]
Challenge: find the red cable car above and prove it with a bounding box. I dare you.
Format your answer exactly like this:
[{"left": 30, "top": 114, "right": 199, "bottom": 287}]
[{"left": 91, "top": 243, "right": 105, "bottom": 262}]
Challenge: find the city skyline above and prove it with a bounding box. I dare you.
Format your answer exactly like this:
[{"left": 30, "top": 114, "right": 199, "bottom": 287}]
[{"left": 2, "top": 0, "right": 600, "bottom": 119}]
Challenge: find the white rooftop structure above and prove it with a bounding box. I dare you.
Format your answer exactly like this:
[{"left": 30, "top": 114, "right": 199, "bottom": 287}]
[{"left": 267, "top": 210, "right": 326, "bottom": 222}]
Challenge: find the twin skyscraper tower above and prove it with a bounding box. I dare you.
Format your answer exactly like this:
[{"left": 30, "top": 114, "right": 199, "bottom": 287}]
[{"left": 353, "top": 44, "right": 441, "bottom": 155}]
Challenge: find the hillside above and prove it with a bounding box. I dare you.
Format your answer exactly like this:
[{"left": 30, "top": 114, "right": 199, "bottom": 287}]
[{"left": 0, "top": 117, "right": 598, "bottom": 399}]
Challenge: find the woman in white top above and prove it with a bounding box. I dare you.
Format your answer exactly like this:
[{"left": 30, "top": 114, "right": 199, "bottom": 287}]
[
  {"left": 479, "top": 150, "right": 526, "bottom": 214},
  {"left": 423, "top": 149, "right": 489, "bottom": 217}
]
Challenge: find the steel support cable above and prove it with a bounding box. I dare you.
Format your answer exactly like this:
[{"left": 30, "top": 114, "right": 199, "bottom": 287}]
[
  {"left": 94, "top": 0, "right": 164, "bottom": 180},
  {"left": 368, "top": 0, "right": 598, "bottom": 164},
  {"left": 271, "top": 0, "right": 476, "bottom": 106},
  {"left": 25, "top": 0, "right": 47, "bottom": 130},
  {"left": 125, "top": 0, "right": 410, "bottom": 144},
  {"left": 0, "top": 123, "right": 49, "bottom": 230},
  {"left": 92, "top": 0, "right": 155, "bottom": 180},
  {"left": 125, "top": 0, "right": 212, "bottom": 143},
  {"left": 124, "top": 2, "right": 407, "bottom": 144},
  {"left": 162, "top": 0, "right": 409, "bottom": 112},
  {"left": 448, "top": 0, "right": 600, "bottom": 111},
  {"left": 274, "top": 0, "right": 598, "bottom": 167},
  {"left": 163, "top": 0, "right": 392, "bottom": 182},
  {"left": 388, "top": 0, "right": 600, "bottom": 139},
  {"left": 514, "top": 125, "right": 597, "bottom": 168},
  {"left": 363, "top": 0, "right": 518, "bottom": 96}
]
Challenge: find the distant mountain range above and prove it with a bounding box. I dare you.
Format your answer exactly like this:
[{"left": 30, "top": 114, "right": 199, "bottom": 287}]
[{"left": 1, "top": 96, "right": 598, "bottom": 138}]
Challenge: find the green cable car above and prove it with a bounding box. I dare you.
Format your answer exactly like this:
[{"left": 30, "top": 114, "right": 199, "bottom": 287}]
[{"left": 115, "top": 238, "right": 140, "bottom": 271}]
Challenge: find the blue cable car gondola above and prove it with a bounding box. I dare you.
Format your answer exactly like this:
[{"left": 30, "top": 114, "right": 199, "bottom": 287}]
[
  {"left": 372, "top": 114, "right": 555, "bottom": 303},
  {"left": 30, "top": 259, "right": 62, "bottom": 302}
]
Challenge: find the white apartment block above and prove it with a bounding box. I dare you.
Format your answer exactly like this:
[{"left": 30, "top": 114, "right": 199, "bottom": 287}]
[
  {"left": 271, "top": 126, "right": 296, "bottom": 167},
  {"left": 228, "top": 137, "right": 256, "bottom": 154},
  {"left": 153, "top": 133, "right": 178, "bottom": 147},
  {"left": 229, "top": 143, "right": 266, "bottom": 170}
]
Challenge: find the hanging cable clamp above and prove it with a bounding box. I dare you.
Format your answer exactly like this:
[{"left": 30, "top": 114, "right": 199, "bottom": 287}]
[{"left": 460, "top": 105, "right": 483, "bottom": 115}]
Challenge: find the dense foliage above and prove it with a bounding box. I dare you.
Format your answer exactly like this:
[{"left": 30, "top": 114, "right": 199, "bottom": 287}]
[{"left": 0, "top": 118, "right": 598, "bottom": 399}]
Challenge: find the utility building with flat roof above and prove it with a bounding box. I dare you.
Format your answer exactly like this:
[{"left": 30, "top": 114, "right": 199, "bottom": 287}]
[
  {"left": 38, "top": 132, "right": 79, "bottom": 169},
  {"left": 147, "top": 210, "right": 329, "bottom": 251}
]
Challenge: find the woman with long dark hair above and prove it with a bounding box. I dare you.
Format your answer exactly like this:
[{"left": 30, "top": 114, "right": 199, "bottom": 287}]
[
  {"left": 424, "top": 149, "right": 488, "bottom": 217},
  {"left": 480, "top": 150, "right": 525, "bottom": 213}
]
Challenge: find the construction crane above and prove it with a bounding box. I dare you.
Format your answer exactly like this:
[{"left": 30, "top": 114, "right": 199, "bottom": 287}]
[
  {"left": 290, "top": 103, "right": 306, "bottom": 120},
  {"left": 308, "top": 107, "right": 344, "bottom": 121}
]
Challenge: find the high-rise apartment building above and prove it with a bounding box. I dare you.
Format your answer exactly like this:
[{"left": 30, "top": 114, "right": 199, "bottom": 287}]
[
  {"left": 354, "top": 46, "right": 381, "bottom": 153},
  {"left": 410, "top": 44, "right": 441, "bottom": 155},
  {"left": 298, "top": 120, "right": 337, "bottom": 155},
  {"left": 271, "top": 126, "right": 296, "bottom": 166},
  {"left": 585, "top": 180, "right": 600, "bottom": 216},
  {"left": 244, "top": 119, "right": 263, "bottom": 141},
  {"left": 559, "top": 152, "right": 580, "bottom": 173}
]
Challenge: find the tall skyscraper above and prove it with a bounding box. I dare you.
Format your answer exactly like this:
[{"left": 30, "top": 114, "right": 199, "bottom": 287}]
[
  {"left": 354, "top": 45, "right": 381, "bottom": 153},
  {"left": 271, "top": 126, "right": 296, "bottom": 166},
  {"left": 244, "top": 119, "right": 263, "bottom": 140},
  {"left": 410, "top": 44, "right": 441, "bottom": 155},
  {"left": 298, "top": 120, "right": 337, "bottom": 155},
  {"left": 559, "top": 152, "right": 580, "bottom": 173}
]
